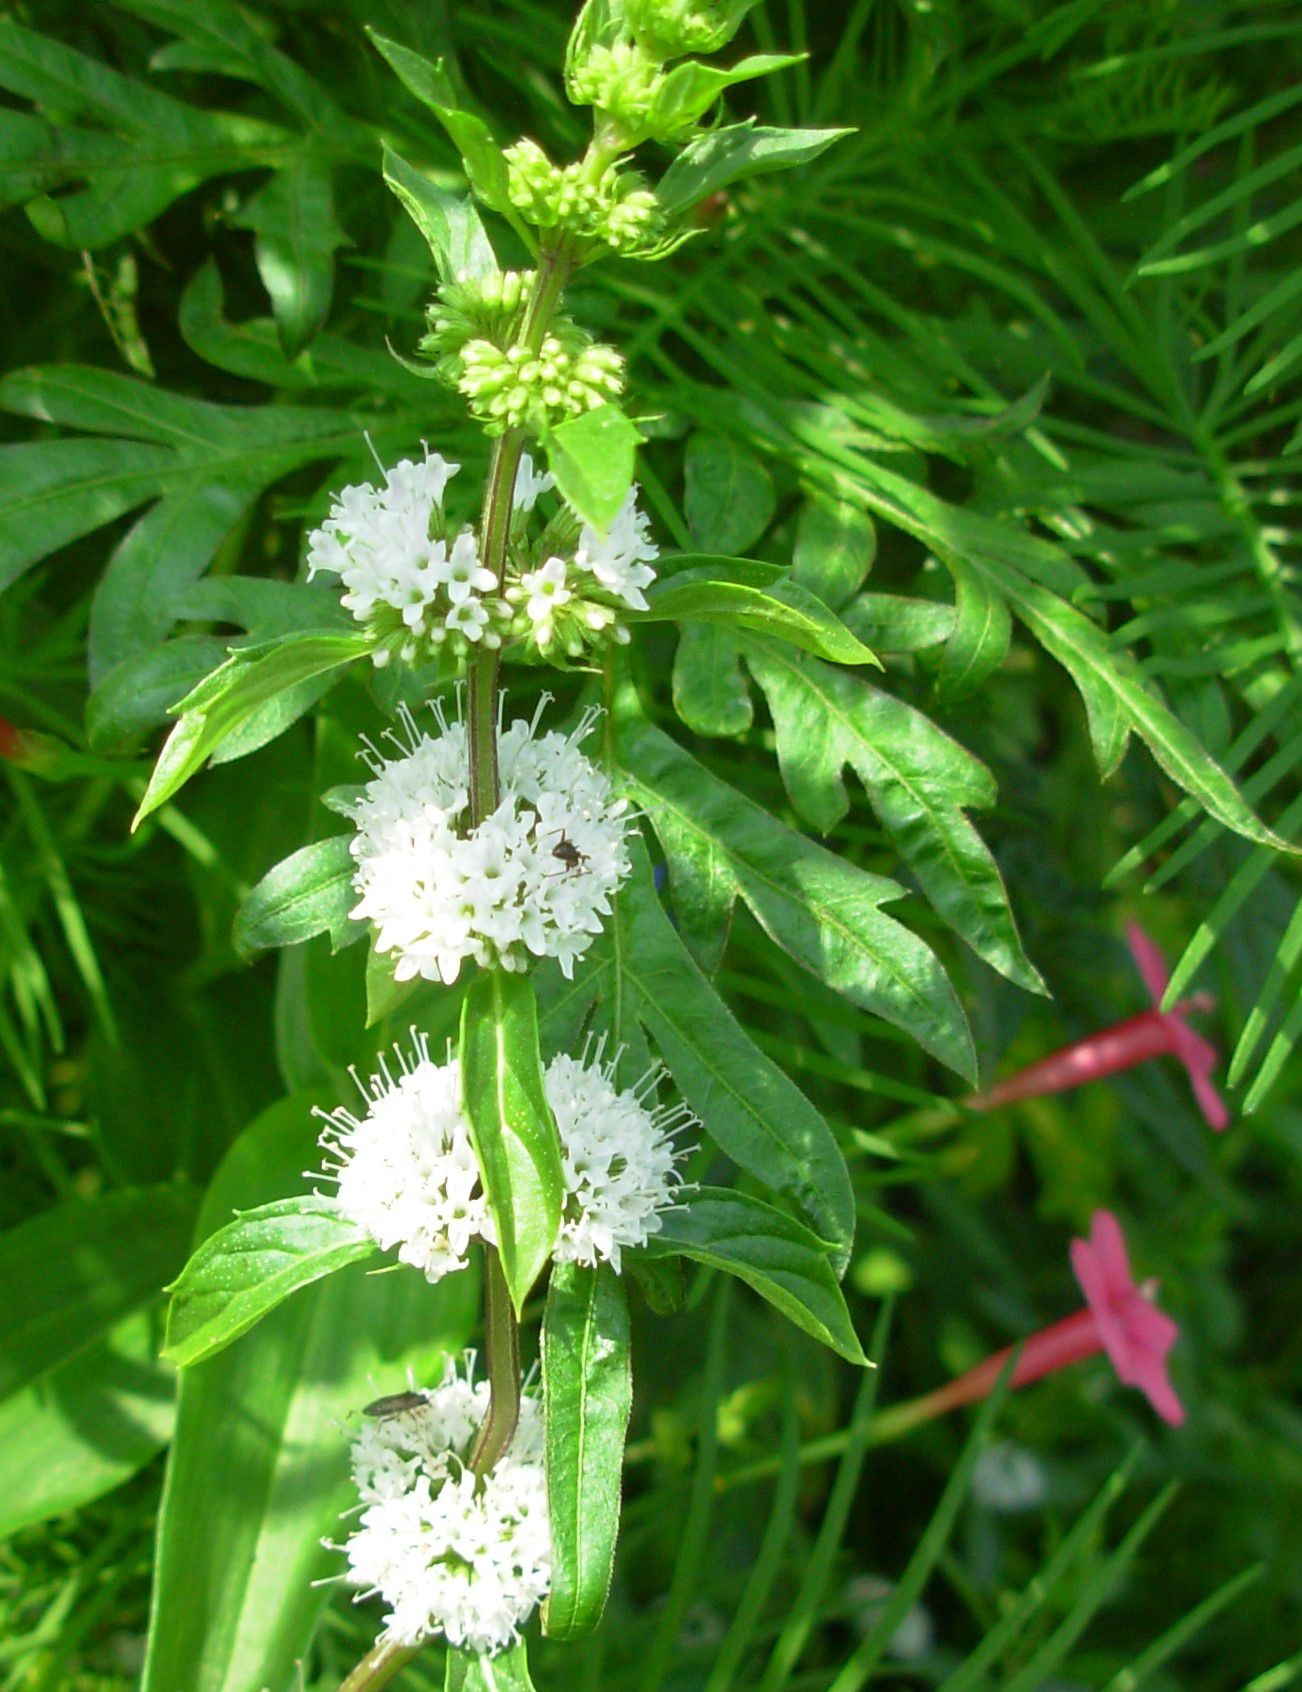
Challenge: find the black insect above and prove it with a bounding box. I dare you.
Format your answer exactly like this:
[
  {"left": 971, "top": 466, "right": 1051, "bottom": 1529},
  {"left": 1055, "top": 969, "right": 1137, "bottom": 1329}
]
[
  {"left": 548, "top": 829, "right": 589, "bottom": 875},
  {"left": 363, "top": 1391, "right": 427, "bottom": 1420}
]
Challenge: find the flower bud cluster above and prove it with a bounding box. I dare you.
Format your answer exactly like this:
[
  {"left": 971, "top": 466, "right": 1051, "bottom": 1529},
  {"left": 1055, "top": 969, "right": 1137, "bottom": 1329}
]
[
  {"left": 344, "top": 1355, "right": 550, "bottom": 1653},
  {"left": 306, "top": 449, "right": 503, "bottom": 668},
  {"left": 318, "top": 1031, "right": 694, "bottom": 1285},
  {"left": 504, "top": 139, "right": 662, "bottom": 256},
  {"left": 568, "top": 40, "right": 666, "bottom": 131},
  {"left": 625, "top": 0, "right": 758, "bottom": 57},
  {"left": 457, "top": 331, "right": 625, "bottom": 436},
  {"left": 420, "top": 269, "right": 531, "bottom": 383},
  {"left": 348, "top": 699, "right": 631, "bottom": 984}
]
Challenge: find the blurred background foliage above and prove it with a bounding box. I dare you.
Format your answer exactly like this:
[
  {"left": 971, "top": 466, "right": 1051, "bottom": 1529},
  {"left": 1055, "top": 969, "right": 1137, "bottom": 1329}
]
[{"left": 0, "top": 0, "right": 1298, "bottom": 1687}]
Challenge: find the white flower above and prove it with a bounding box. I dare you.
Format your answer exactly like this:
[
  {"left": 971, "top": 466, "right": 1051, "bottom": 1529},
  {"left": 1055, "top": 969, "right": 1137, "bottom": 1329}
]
[
  {"left": 545, "top": 1047, "right": 694, "bottom": 1271},
  {"left": 520, "top": 556, "right": 572, "bottom": 643},
  {"left": 343, "top": 1354, "right": 550, "bottom": 1654},
  {"left": 317, "top": 1035, "right": 493, "bottom": 1282},
  {"left": 306, "top": 446, "right": 505, "bottom": 662},
  {"left": 348, "top": 698, "right": 632, "bottom": 984},
  {"left": 572, "top": 485, "right": 659, "bottom": 612},
  {"left": 512, "top": 452, "right": 555, "bottom": 513}
]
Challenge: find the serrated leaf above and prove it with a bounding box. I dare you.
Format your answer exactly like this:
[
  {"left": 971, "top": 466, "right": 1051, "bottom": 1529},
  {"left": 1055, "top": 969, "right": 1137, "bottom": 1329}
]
[
  {"left": 741, "top": 641, "right": 1044, "bottom": 994},
  {"left": 234, "top": 836, "right": 360, "bottom": 957},
  {"left": 459, "top": 972, "right": 564, "bottom": 1314},
  {"left": 636, "top": 558, "right": 879, "bottom": 666},
  {"left": 546, "top": 403, "right": 641, "bottom": 530},
  {"left": 133, "top": 630, "right": 370, "bottom": 826},
  {"left": 164, "top": 1196, "right": 375, "bottom": 1368},
  {"left": 646, "top": 1189, "right": 866, "bottom": 1363},
  {"left": 617, "top": 836, "right": 854, "bottom": 1265},
  {"left": 620, "top": 717, "right": 978, "bottom": 1074},
  {"left": 541, "top": 1263, "right": 632, "bottom": 1640},
  {"left": 656, "top": 120, "right": 851, "bottom": 219}
]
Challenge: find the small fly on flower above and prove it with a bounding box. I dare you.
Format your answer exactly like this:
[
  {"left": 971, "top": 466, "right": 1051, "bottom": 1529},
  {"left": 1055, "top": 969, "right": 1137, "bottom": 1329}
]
[{"left": 363, "top": 1390, "right": 428, "bottom": 1420}]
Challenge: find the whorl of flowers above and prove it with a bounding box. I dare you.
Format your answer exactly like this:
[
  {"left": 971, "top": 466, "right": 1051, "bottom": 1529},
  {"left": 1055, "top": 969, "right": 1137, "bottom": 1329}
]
[
  {"left": 316, "top": 1034, "right": 492, "bottom": 1283},
  {"left": 306, "top": 447, "right": 504, "bottom": 667},
  {"left": 547, "top": 1043, "right": 695, "bottom": 1270},
  {"left": 504, "top": 138, "right": 663, "bottom": 255},
  {"left": 420, "top": 270, "right": 531, "bottom": 383},
  {"left": 506, "top": 485, "right": 660, "bottom": 658},
  {"left": 567, "top": 41, "right": 667, "bottom": 131},
  {"left": 343, "top": 1354, "right": 550, "bottom": 1653},
  {"left": 348, "top": 698, "right": 632, "bottom": 984},
  {"left": 625, "top": 0, "right": 759, "bottom": 57}
]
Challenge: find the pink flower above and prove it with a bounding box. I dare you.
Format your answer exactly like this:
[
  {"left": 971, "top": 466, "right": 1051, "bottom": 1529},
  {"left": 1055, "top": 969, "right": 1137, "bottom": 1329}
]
[
  {"left": 882, "top": 1210, "right": 1185, "bottom": 1433},
  {"left": 969, "top": 923, "right": 1228, "bottom": 1130}
]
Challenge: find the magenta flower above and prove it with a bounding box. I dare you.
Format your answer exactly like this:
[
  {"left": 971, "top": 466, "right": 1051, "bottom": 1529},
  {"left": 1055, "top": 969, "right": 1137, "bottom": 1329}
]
[
  {"left": 969, "top": 923, "right": 1228, "bottom": 1130},
  {"left": 875, "top": 1210, "right": 1185, "bottom": 1437}
]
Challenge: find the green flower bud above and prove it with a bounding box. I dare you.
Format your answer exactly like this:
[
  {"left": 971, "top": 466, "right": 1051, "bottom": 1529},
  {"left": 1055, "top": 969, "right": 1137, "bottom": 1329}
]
[
  {"left": 505, "top": 138, "right": 663, "bottom": 256},
  {"left": 568, "top": 41, "right": 666, "bottom": 129},
  {"left": 420, "top": 270, "right": 531, "bottom": 382},
  {"left": 456, "top": 329, "right": 626, "bottom": 436},
  {"left": 625, "top": 0, "right": 759, "bottom": 57}
]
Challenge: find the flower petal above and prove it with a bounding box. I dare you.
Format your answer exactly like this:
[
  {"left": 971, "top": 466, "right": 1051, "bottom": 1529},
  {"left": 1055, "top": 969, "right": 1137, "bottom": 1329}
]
[{"left": 1126, "top": 921, "right": 1171, "bottom": 1007}]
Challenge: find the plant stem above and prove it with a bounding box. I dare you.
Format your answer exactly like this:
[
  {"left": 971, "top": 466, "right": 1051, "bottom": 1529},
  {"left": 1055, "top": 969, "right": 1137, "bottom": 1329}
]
[
  {"left": 462, "top": 235, "right": 575, "bottom": 1473},
  {"left": 335, "top": 1640, "right": 421, "bottom": 1692}
]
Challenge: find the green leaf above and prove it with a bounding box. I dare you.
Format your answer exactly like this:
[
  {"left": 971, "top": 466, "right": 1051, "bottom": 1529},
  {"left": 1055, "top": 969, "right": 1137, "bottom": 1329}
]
[
  {"left": 234, "top": 836, "right": 360, "bottom": 957},
  {"left": 164, "top": 1196, "right": 376, "bottom": 1368},
  {"left": 87, "top": 634, "right": 230, "bottom": 751},
  {"left": 366, "top": 32, "right": 514, "bottom": 219},
  {"left": 649, "top": 53, "right": 806, "bottom": 140},
  {"left": 541, "top": 1262, "right": 632, "bottom": 1640},
  {"left": 637, "top": 559, "right": 879, "bottom": 666},
  {"left": 619, "top": 717, "right": 977, "bottom": 1076},
  {"left": 741, "top": 641, "right": 1044, "bottom": 994},
  {"left": 459, "top": 971, "right": 564, "bottom": 1314},
  {"left": 647, "top": 1189, "right": 866, "bottom": 1364},
  {"left": 235, "top": 159, "right": 345, "bottom": 358},
  {"left": 793, "top": 496, "right": 876, "bottom": 610},
  {"left": 672, "top": 624, "right": 754, "bottom": 739},
  {"left": 546, "top": 403, "right": 641, "bottom": 531},
  {"left": 656, "top": 121, "right": 852, "bottom": 219},
  {"left": 618, "top": 835, "right": 854, "bottom": 1265},
  {"left": 133, "top": 630, "right": 370, "bottom": 826},
  {"left": 933, "top": 551, "right": 1011, "bottom": 704},
  {"left": 0, "top": 1309, "right": 175, "bottom": 1539},
  {"left": 0, "top": 1185, "right": 197, "bottom": 1401},
  {"left": 446, "top": 1643, "right": 537, "bottom": 1692},
  {"left": 684, "top": 432, "right": 775, "bottom": 555},
  {"left": 142, "top": 1093, "right": 478, "bottom": 1692},
  {"left": 382, "top": 143, "right": 497, "bottom": 283}
]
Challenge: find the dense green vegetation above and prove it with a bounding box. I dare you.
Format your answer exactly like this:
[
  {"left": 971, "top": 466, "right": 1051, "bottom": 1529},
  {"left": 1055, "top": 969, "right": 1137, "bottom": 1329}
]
[{"left": 0, "top": 2, "right": 1298, "bottom": 1688}]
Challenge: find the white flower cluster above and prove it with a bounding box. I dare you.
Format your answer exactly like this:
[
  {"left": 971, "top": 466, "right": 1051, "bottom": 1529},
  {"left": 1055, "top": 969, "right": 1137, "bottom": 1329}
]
[
  {"left": 547, "top": 1046, "right": 693, "bottom": 1271},
  {"left": 507, "top": 485, "right": 660, "bottom": 657},
  {"left": 317, "top": 1035, "right": 493, "bottom": 1283},
  {"left": 344, "top": 1354, "right": 550, "bottom": 1654},
  {"left": 348, "top": 698, "right": 631, "bottom": 984},
  {"left": 318, "top": 1036, "right": 694, "bottom": 1281},
  {"left": 306, "top": 447, "right": 501, "bottom": 666}
]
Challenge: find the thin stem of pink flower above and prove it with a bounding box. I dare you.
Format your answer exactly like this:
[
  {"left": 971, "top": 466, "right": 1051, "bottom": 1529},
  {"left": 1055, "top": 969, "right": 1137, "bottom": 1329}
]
[{"left": 969, "top": 1010, "right": 1182, "bottom": 1109}]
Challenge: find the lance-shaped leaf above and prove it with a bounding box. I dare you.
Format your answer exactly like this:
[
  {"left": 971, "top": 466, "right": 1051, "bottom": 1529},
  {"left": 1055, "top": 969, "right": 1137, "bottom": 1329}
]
[
  {"left": 234, "top": 159, "right": 346, "bottom": 358},
  {"left": 0, "top": 1184, "right": 197, "bottom": 1401},
  {"left": 741, "top": 640, "right": 1044, "bottom": 994},
  {"left": 133, "top": 629, "right": 370, "bottom": 826},
  {"left": 383, "top": 144, "right": 497, "bottom": 283},
  {"left": 234, "top": 836, "right": 361, "bottom": 957},
  {"left": 619, "top": 718, "right": 976, "bottom": 1076},
  {"left": 634, "top": 559, "right": 878, "bottom": 666},
  {"left": 618, "top": 836, "right": 854, "bottom": 1266},
  {"left": 648, "top": 53, "right": 806, "bottom": 139},
  {"left": 646, "top": 1189, "right": 866, "bottom": 1364},
  {"left": 656, "top": 120, "right": 852, "bottom": 219},
  {"left": 164, "top": 1196, "right": 376, "bottom": 1368},
  {"left": 460, "top": 972, "right": 564, "bottom": 1314},
  {"left": 685, "top": 433, "right": 775, "bottom": 555},
  {"left": 541, "top": 1263, "right": 632, "bottom": 1640}
]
